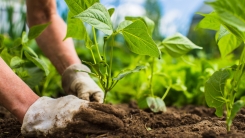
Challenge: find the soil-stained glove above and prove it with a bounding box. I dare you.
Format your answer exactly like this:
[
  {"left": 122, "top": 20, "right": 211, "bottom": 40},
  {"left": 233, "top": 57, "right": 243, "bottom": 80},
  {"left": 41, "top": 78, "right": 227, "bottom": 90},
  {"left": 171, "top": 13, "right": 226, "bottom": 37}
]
[
  {"left": 62, "top": 64, "right": 104, "bottom": 103},
  {"left": 21, "top": 95, "right": 125, "bottom": 137}
]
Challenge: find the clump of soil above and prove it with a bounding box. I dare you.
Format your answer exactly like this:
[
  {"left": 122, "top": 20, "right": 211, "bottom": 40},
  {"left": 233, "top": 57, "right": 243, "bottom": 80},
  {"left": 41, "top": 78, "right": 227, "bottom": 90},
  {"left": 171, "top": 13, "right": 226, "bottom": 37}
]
[{"left": 1, "top": 102, "right": 245, "bottom": 138}]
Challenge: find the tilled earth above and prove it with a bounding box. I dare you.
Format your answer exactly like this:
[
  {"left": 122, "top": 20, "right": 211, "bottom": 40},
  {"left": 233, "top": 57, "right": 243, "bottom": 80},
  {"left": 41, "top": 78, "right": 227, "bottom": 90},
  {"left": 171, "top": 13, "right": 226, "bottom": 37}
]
[{"left": 1, "top": 102, "right": 245, "bottom": 138}]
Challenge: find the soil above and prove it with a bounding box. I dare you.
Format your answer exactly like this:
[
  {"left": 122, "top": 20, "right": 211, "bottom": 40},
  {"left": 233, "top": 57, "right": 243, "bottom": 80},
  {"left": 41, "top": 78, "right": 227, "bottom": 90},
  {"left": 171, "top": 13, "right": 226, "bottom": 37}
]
[{"left": 1, "top": 101, "right": 245, "bottom": 138}]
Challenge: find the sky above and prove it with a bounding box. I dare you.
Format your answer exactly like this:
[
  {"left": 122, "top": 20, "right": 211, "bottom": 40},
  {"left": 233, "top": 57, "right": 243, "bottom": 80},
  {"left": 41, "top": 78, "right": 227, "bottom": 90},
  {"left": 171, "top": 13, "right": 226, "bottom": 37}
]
[
  {"left": 99, "top": 0, "right": 206, "bottom": 37},
  {"left": 0, "top": 0, "right": 208, "bottom": 37},
  {"left": 57, "top": 0, "right": 207, "bottom": 37}
]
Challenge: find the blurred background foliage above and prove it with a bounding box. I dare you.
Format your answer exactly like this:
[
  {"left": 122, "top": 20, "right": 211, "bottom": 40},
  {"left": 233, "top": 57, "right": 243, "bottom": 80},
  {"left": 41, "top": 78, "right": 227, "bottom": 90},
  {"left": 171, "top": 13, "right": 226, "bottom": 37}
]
[{"left": 1, "top": 0, "right": 244, "bottom": 107}]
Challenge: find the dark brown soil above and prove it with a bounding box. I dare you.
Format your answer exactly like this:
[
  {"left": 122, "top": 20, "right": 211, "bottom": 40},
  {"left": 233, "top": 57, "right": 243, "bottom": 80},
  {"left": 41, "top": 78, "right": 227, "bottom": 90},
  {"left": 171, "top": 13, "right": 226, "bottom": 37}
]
[{"left": 1, "top": 102, "right": 245, "bottom": 138}]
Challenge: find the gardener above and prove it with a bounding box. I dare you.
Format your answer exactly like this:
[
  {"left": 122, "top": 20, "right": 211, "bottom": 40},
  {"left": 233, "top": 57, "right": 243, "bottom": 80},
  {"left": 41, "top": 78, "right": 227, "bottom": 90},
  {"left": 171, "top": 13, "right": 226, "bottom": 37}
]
[{"left": 0, "top": 0, "right": 124, "bottom": 136}]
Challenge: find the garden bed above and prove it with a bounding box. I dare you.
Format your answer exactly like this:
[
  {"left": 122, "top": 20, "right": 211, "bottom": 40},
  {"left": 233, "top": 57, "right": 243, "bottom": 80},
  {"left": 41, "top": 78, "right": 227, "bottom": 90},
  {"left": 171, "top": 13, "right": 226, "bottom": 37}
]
[{"left": 1, "top": 102, "right": 245, "bottom": 138}]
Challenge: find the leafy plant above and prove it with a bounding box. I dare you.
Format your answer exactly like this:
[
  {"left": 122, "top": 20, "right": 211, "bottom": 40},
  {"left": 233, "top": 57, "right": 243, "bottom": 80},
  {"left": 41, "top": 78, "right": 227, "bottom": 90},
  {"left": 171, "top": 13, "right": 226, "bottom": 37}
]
[
  {"left": 64, "top": 0, "right": 160, "bottom": 102},
  {"left": 198, "top": 0, "right": 245, "bottom": 131},
  {"left": 142, "top": 33, "right": 202, "bottom": 112},
  {"left": 0, "top": 23, "right": 50, "bottom": 89}
]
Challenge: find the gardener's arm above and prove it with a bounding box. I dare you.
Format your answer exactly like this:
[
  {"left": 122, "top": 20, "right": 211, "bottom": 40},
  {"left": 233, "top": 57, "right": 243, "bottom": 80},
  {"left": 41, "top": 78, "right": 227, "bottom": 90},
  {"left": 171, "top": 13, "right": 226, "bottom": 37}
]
[
  {"left": 26, "top": 0, "right": 80, "bottom": 74},
  {"left": 0, "top": 58, "right": 39, "bottom": 123},
  {"left": 26, "top": 0, "right": 104, "bottom": 102}
]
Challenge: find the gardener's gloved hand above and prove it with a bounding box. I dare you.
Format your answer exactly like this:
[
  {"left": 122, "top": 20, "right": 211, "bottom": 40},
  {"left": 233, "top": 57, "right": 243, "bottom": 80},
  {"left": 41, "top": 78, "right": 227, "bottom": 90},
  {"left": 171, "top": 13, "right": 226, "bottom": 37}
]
[
  {"left": 21, "top": 95, "right": 125, "bottom": 137},
  {"left": 62, "top": 64, "right": 104, "bottom": 103}
]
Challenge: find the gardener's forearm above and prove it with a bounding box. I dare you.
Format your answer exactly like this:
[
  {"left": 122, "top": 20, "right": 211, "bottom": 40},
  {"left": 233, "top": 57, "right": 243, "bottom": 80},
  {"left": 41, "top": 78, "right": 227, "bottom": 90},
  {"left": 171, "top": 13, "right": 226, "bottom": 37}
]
[
  {"left": 0, "top": 58, "right": 39, "bottom": 123},
  {"left": 26, "top": 0, "right": 81, "bottom": 74}
]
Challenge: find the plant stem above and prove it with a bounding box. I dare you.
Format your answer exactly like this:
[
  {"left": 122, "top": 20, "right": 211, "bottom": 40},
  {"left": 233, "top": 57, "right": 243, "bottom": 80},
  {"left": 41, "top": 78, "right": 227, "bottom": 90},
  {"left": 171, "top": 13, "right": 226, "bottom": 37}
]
[
  {"left": 107, "top": 35, "right": 114, "bottom": 88},
  {"left": 103, "top": 35, "right": 115, "bottom": 103},
  {"left": 228, "top": 45, "right": 245, "bottom": 107},
  {"left": 162, "top": 85, "right": 171, "bottom": 100},
  {"left": 92, "top": 27, "right": 102, "bottom": 61},
  {"left": 89, "top": 49, "right": 96, "bottom": 64},
  {"left": 226, "top": 45, "right": 245, "bottom": 131},
  {"left": 149, "top": 58, "right": 155, "bottom": 97}
]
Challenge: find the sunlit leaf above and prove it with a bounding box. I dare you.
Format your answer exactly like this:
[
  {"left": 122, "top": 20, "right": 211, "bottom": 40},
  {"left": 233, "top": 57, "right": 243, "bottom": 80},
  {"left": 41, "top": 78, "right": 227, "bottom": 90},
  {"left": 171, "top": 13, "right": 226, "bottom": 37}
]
[
  {"left": 65, "top": 0, "right": 99, "bottom": 14},
  {"left": 161, "top": 33, "right": 202, "bottom": 58},
  {"left": 197, "top": 12, "right": 221, "bottom": 30},
  {"left": 207, "top": 0, "right": 245, "bottom": 40},
  {"left": 74, "top": 3, "right": 113, "bottom": 35},
  {"left": 116, "top": 20, "right": 133, "bottom": 32},
  {"left": 64, "top": 11, "right": 93, "bottom": 47},
  {"left": 113, "top": 65, "right": 146, "bottom": 81},
  {"left": 125, "top": 16, "right": 155, "bottom": 35},
  {"left": 215, "top": 26, "right": 242, "bottom": 58},
  {"left": 121, "top": 20, "right": 160, "bottom": 58},
  {"left": 28, "top": 22, "right": 50, "bottom": 40}
]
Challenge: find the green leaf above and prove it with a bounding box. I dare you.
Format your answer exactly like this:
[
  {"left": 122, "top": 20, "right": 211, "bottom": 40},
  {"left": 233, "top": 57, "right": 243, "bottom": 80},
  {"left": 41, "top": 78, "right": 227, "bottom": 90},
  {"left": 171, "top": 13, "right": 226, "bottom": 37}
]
[
  {"left": 216, "top": 26, "right": 242, "bottom": 58},
  {"left": 125, "top": 16, "right": 155, "bottom": 36},
  {"left": 74, "top": 3, "right": 113, "bottom": 35},
  {"left": 216, "top": 25, "right": 230, "bottom": 42},
  {"left": 65, "top": 0, "right": 99, "bottom": 15},
  {"left": 207, "top": 0, "right": 245, "bottom": 40},
  {"left": 161, "top": 33, "right": 202, "bottom": 58},
  {"left": 146, "top": 97, "right": 167, "bottom": 113},
  {"left": 24, "top": 51, "right": 49, "bottom": 76},
  {"left": 28, "top": 22, "right": 50, "bottom": 40},
  {"left": 116, "top": 20, "right": 133, "bottom": 32},
  {"left": 64, "top": 11, "right": 92, "bottom": 43},
  {"left": 21, "top": 32, "right": 28, "bottom": 44},
  {"left": 121, "top": 20, "right": 160, "bottom": 58},
  {"left": 10, "top": 56, "right": 25, "bottom": 68},
  {"left": 24, "top": 47, "right": 38, "bottom": 58},
  {"left": 12, "top": 38, "right": 22, "bottom": 48},
  {"left": 197, "top": 12, "right": 221, "bottom": 30},
  {"left": 227, "top": 100, "right": 245, "bottom": 129},
  {"left": 108, "top": 8, "right": 115, "bottom": 17},
  {"left": 22, "top": 67, "right": 45, "bottom": 89},
  {"left": 205, "top": 69, "right": 230, "bottom": 117},
  {"left": 113, "top": 65, "right": 146, "bottom": 81}
]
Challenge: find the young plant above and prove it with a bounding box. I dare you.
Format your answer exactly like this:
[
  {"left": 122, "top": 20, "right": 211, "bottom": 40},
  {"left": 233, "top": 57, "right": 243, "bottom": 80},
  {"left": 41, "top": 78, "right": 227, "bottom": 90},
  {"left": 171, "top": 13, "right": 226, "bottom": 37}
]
[
  {"left": 145, "top": 33, "right": 202, "bottom": 112},
  {"left": 64, "top": 0, "right": 160, "bottom": 102},
  {"left": 0, "top": 23, "right": 50, "bottom": 88},
  {"left": 198, "top": 0, "right": 245, "bottom": 131}
]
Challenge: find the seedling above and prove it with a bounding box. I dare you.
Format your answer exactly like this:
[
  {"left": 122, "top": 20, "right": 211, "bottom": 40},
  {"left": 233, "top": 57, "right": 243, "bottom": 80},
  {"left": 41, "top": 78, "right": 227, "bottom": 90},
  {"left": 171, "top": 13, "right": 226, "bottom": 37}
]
[
  {"left": 146, "top": 33, "right": 202, "bottom": 112},
  {"left": 198, "top": 0, "right": 245, "bottom": 131},
  {"left": 64, "top": 0, "right": 160, "bottom": 102}
]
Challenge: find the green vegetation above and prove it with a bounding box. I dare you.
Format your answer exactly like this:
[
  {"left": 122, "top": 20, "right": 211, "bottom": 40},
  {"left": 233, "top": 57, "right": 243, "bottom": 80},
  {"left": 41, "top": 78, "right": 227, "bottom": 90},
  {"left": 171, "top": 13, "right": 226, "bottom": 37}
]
[
  {"left": 1, "top": 0, "right": 245, "bottom": 132},
  {"left": 198, "top": 0, "right": 245, "bottom": 131},
  {"left": 64, "top": 0, "right": 202, "bottom": 111}
]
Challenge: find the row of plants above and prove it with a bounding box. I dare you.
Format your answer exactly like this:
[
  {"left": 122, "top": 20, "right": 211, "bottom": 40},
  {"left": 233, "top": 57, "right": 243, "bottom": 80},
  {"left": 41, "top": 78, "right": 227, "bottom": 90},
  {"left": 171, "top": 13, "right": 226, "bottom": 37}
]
[{"left": 1, "top": 0, "right": 245, "bottom": 132}]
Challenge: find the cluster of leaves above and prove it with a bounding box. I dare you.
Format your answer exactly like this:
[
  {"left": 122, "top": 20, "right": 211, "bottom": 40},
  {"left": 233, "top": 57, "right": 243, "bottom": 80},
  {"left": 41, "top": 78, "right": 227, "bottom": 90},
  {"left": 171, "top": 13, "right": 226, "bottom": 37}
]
[
  {"left": 0, "top": 23, "right": 60, "bottom": 96},
  {"left": 198, "top": 0, "right": 245, "bottom": 131}
]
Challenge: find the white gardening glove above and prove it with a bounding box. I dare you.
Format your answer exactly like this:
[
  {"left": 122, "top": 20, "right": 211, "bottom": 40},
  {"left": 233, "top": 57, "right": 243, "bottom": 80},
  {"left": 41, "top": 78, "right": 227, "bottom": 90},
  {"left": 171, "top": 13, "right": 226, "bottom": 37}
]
[
  {"left": 21, "top": 95, "right": 125, "bottom": 137},
  {"left": 62, "top": 64, "right": 104, "bottom": 103}
]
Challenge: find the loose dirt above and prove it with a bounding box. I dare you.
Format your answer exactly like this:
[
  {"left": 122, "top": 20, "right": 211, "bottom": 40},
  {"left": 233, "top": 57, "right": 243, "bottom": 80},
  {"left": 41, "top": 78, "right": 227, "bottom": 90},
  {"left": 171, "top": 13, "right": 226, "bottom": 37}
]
[{"left": 1, "top": 101, "right": 245, "bottom": 138}]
